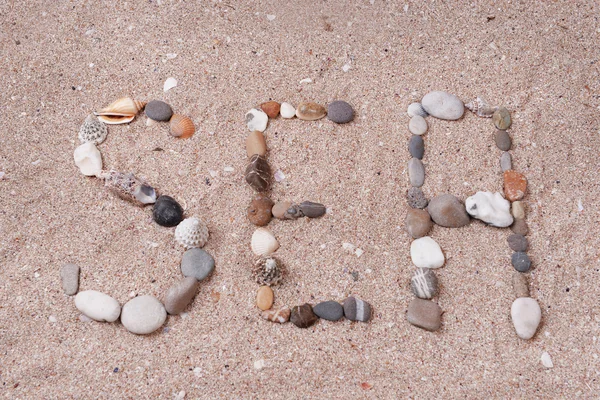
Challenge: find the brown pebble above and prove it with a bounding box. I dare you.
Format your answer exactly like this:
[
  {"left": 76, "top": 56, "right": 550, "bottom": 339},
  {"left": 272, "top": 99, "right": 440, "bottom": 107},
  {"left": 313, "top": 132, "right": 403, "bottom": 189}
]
[
  {"left": 246, "top": 131, "right": 267, "bottom": 157},
  {"left": 262, "top": 306, "right": 290, "bottom": 323},
  {"left": 512, "top": 272, "right": 530, "bottom": 298},
  {"left": 406, "top": 298, "right": 442, "bottom": 332},
  {"left": 247, "top": 195, "right": 274, "bottom": 226},
  {"left": 256, "top": 286, "right": 274, "bottom": 310},
  {"left": 504, "top": 170, "right": 527, "bottom": 201},
  {"left": 512, "top": 201, "right": 526, "bottom": 219},
  {"left": 511, "top": 218, "right": 529, "bottom": 235},
  {"left": 245, "top": 154, "right": 271, "bottom": 192},
  {"left": 164, "top": 277, "right": 199, "bottom": 315},
  {"left": 405, "top": 208, "right": 432, "bottom": 239},
  {"left": 272, "top": 201, "right": 292, "bottom": 219},
  {"left": 290, "top": 303, "right": 318, "bottom": 328},
  {"left": 295, "top": 102, "right": 327, "bottom": 121},
  {"left": 494, "top": 130, "right": 512, "bottom": 151},
  {"left": 261, "top": 101, "right": 280, "bottom": 118}
]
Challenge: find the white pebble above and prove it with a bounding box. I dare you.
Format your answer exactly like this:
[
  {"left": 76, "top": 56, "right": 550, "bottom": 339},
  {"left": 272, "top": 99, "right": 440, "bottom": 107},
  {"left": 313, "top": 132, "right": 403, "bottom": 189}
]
[
  {"left": 342, "top": 242, "right": 356, "bottom": 252},
  {"left": 223, "top": 166, "right": 234, "bottom": 172},
  {"left": 245, "top": 108, "right": 268, "bottom": 132},
  {"left": 421, "top": 91, "right": 464, "bottom": 120},
  {"left": 266, "top": 14, "right": 276, "bottom": 21},
  {"left": 409, "top": 115, "right": 428, "bottom": 135},
  {"left": 0, "top": 172, "right": 5, "bottom": 180},
  {"left": 34, "top": 272, "right": 40, "bottom": 278},
  {"left": 465, "top": 191, "right": 513, "bottom": 227},
  {"left": 355, "top": 248, "right": 364, "bottom": 257},
  {"left": 299, "top": 78, "right": 312, "bottom": 84},
  {"left": 274, "top": 170, "right": 285, "bottom": 182},
  {"left": 32, "top": 159, "right": 42, "bottom": 166},
  {"left": 174, "top": 391, "right": 186, "bottom": 400},
  {"left": 75, "top": 290, "right": 121, "bottom": 322},
  {"left": 511, "top": 297, "right": 541, "bottom": 340},
  {"left": 541, "top": 351, "right": 553, "bottom": 368},
  {"left": 342, "top": 64, "right": 351, "bottom": 72},
  {"left": 410, "top": 237, "right": 445, "bottom": 269},
  {"left": 74, "top": 142, "right": 102, "bottom": 176},
  {"left": 407, "top": 102, "right": 428, "bottom": 118},
  {"left": 280, "top": 102, "right": 296, "bottom": 118}
]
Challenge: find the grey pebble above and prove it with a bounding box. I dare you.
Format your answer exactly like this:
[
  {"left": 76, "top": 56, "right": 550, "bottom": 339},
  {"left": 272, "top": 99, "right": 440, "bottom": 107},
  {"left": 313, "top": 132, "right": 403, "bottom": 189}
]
[
  {"left": 409, "top": 135, "right": 424, "bottom": 159},
  {"left": 327, "top": 101, "right": 354, "bottom": 124},
  {"left": 343, "top": 296, "right": 371, "bottom": 322},
  {"left": 511, "top": 252, "right": 531, "bottom": 272},
  {"left": 313, "top": 301, "right": 344, "bottom": 321},
  {"left": 427, "top": 194, "right": 470, "bottom": 228},
  {"left": 500, "top": 152, "right": 512, "bottom": 171},
  {"left": 511, "top": 219, "right": 529, "bottom": 235},
  {"left": 60, "top": 263, "right": 80, "bottom": 295},
  {"left": 405, "top": 208, "right": 432, "bottom": 239},
  {"left": 181, "top": 248, "right": 215, "bottom": 281},
  {"left": 408, "top": 158, "right": 425, "bottom": 187},
  {"left": 164, "top": 276, "right": 199, "bottom": 315},
  {"left": 299, "top": 201, "right": 326, "bottom": 218},
  {"left": 493, "top": 107, "right": 511, "bottom": 130},
  {"left": 507, "top": 234, "right": 528, "bottom": 252},
  {"left": 406, "top": 298, "right": 442, "bottom": 331},
  {"left": 145, "top": 100, "right": 173, "bottom": 121},
  {"left": 495, "top": 130, "right": 512, "bottom": 151},
  {"left": 407, "top": 187, "right": 428, "bottom": 209},
  {"left": 410, "top": 268, "right": 438, "bottom": 299}
]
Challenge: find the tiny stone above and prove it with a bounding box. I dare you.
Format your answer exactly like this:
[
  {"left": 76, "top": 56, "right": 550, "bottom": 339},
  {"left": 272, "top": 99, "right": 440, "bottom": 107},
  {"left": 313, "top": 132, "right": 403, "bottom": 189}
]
[
  {"left": 246, "top": 130, "right": 267, "bottom": 157},
  {"left": 153, "top": 195, "right": 184, "bottom": 227},
  {"left": 405, "top": 208, "right": 432, "bottom": 239},
  {"left": 512, "top": 271, "right": 530, "bottom": 298},
  {"left": 410, "top": 268, "right": 438, "bottom": 299},
  {"left": 504, "top": 170, "right": 527, "bottom": 201},
  {"left": 164, "top": 276, "right": 199, "bottom": 315},
  {"left": 262, "top": 306, "right": 291, "bottom": 323},
  {"left": 342, "top": 296, "right": 372, "bottom": 322},
  {"left": 180, "top": 248, "right": 215, "bottom": 281},
  {"left": 507, "top": 234, "right": 528, "bottom": 252},
  {"left": 60, "top": 263, "right": 80, "bottom": 295},
  {"left": 280, "top": 102, "right": 296, "bottom": 118},
  {"left": 512, "top": 252, "right": 531, "bottom": 272},
  {"left": 408, "top": 135, "right": 424, "bottom": 159},
  {"left": 256, "top": 286, "right": 274, "bottom": 311},
  {"left": 313, "top": 301, "right": 344, "bottom": 321},
  {"left": 327, "top": 101, "right": 354, "bottom": 123},
  {"left": 260, "top": 101, "right": 280, "bottom": 118},
  {"left": 49, "top": 315, "right": 57, "bottom": 323},
  {"left": 512, "top": 201, "right": 526, "bottom": 219},
  {"left": 245, "top": 154, "right": 271, "bottom": 192},
  {"left": 247, "top": 195, "right": 274, "bottom": 226},
  {"left": 145, "top": 100, "right": 173, "bottom": 121},
  {"left": 408, "top": 158, "right": 425, "bottom": 187},
  {"left": 407, "top": 187, "right": 428, "bottom": 209},
  {"left": 298, "top": 201, "right": 326, "bottom": 218},
  {"left": 495, "top": 130, "right": 512, "bottom": 151},
  {"left": 511, "top": 219, "right": 529, "bottom": 235},
  {"left": 295, "top": 102, "right": 327, "bottom": 121},
  {"left": 120, "top": 295, "right": 167, "bottom": 335},
  {"left": 290, "top": 304, "right": 319, "bottom": 328},
  {"left": 272, "top": 201, "right": 292, "bottom": 219},
  {"left": 409, "top": 115, "right": 428, "bottom": 135},
  {"left": 283, "top": 204, "right": 303, "bottom": 219},
  {"left": 406, "top": 298, "right": 442, "bottom": 331},
  {"left": 500, "top": 152, "right": 512, "bottom": 171},
  {"left": 427, "top": 194, "right": 470, "bottom": 228},
  {"left": 493, "top": 107, "right": 512, "bottom": 130},
  {"left": 541, "top": 352, "right": 554, "bottom": 368}
]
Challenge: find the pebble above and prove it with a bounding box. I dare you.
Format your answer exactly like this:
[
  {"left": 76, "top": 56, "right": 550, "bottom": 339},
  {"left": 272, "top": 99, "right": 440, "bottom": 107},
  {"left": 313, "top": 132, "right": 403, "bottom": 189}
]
[
  {"left": 74, "top": 290, "right": 121, "bottom": 322},
  {"left": 247, "top": 195, "right": 274, "bottom": 226},
  {"left": 256, "top": 286, "right": 274, "bottom": 310},
  {"left": 511, "top": 252, "right": 531, "bottom": 272},
  {"left": 408, "top": 158, "right": 425, "bottom": 187},
  {"left": 260, "top": 101, "right": 280, "bottom": 118},
  {"left": 493, "top": 107, "right": 511, "bottom": 130},
  {"left": 421, "top": 91, "right": 464, "bottom": 120},
  {"left": 406, "top": 298, "right": 442, "bottom": 331},
  {"left": 495, "top": 130, "right": 512, "bottom": 151},
  {"left": 408, "top": 135, "right": 424, "bottom": 159},
  {"left": 343, "top": 297, "right": 372, "bottom": 322},
  {"left": 410, "top": 236, "right": 445, "bottom": 269},
  {"left": 511, "top": 219, "right": 529, "bottom": 235},
  {"left": 299, "top": 201, "right": 326, "bottom": 218},
  {"left": 120, "top": 295, "right": 167, "bottom": 335},
  {"left": 153, "top": 195, "right": 184, "bottom": 227},
  {"left": 427, "top": 194, "right": 470, "bottom": 228},
  {"left": 74, "top": 142, "right": 102, "bottom": 177},
  {"left": 410, "top": 268, "right": 438, "bottom": 299},
  {"left": 511, "top": 297, "right": 541, "bottom": 339},
  {"left": 507, "top": 234, "right": 528, "bottom": 252},
  {"left": 145, "top": 100, "right": 173, "bottom": 121},
  {"left": 180, "top": 248, "right": 215, "bottom": 281},
  {"left": 512, "top": 271, "right": 530, "bottom": 298},
  {"left": 500, "top": 151, "right": 512, "bottom": 171},
  {"left": 246, "top": 108, "right": 269, "bottom": 132},
  {"left": 246, "top": 130, "right": 267, "bottom": 157},
  {"left": 504, "top": 170, "right": 527, "bottom": 201},
  {"left": 272, "top": 201, "right": 292, "bottom": 219},
  {"left": 407, "top": 187, "right": 428, "bottom": 209},
  {"left": 327, "top": 100, "right": 354, "bottom": 123},
  {"left": 295, "top": 102, "right": 327, "bottom": 121},
  {"left": 290, "top": 304, "right": 319, "bottom": 328},
  {"left": 262, "top": 306, "right": 291, "bottom": 323},
  {"left": 408, "top": 115, "right": 428, "bottom": 135},
  {"left": 407, "top": 102, "right": 428, "bottom": 118},
  {"left": 280, "top": 102, "right": 296, "bottom": 118},
  {"left": 164, "top": 277, "right": 199, "bottom": 315},
  {"left": 511, "top": 201, "right": 526, "bottom": 219},
  {"left": 60, "top": 263, "right": 80, "bottom": 295},
  {"left": 313, "top": 301, "right": 344, "bottom": 321},
  {"left": 465, "top": 191, "right": 513, "bottom": 227},
  {"left": 405, "top": 208, "right": 432, "bottom": 239},
  {"left": 245, "top": 154, "right": 271, "bottom": 192}
]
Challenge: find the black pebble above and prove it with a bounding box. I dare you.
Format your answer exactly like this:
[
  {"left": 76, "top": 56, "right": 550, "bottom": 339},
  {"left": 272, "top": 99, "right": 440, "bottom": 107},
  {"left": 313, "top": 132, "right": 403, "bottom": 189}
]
[{"left": 153, "top": 195, "right": 184, "bottom": 227}]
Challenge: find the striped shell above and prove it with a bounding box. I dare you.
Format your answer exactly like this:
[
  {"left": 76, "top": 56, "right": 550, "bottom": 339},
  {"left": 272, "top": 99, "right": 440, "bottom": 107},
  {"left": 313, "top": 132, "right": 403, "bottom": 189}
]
[
  {"left": 169, "top": 114, "right": 195, "bottom": 138},
  {"left": 251, "top": 227, "right": 279, "bottom": 256},
  {"left": 95, "top": 97, "right": 147, "bottom": 117},
  {"left": 175, "top": 217, "right": 209, "bottom": 249}
]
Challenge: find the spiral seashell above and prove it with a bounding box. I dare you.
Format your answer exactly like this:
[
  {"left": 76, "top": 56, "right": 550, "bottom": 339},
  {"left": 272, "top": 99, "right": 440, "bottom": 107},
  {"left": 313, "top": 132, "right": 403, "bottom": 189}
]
[
  {"left": 251, "top": 227, "right": 279, "bottom": 256},
  {"left": 97, "top": 170, "right": 157, "bottom": 205},
  {"left": 169, "top": 114, "right": 195, "bottom": 138},
  {"left": 79, "top": 114, "right": 108, "bottom": 145},
  {"left": 253, "top": 257, "right": 283, "bottom": 286},
  {"left": 96, "top": 115, "right": 136, "bottom": 125},
  {"left": 95, "top": 97, "right": 147, "bottom": 117},
  {"left": 465, "top": 97, "right": 497, "bottom": 118},
  {"left": 175, "top": 217, "right": 209, "bottom": 249}
]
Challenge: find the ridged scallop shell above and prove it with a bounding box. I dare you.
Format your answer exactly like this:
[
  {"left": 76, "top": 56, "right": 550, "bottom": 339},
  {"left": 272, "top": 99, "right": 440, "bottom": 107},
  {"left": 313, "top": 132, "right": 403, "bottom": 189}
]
[
  {"left": 95, "top": 97, "right": 146, "bottom": 117},
  {"left": 465, "top": 97, "right": 497, "bottom": 118},
  {"left": 175, "top": 217, "right": 209, "bottom": 249},
  {"left": 407, "top": 102, "right": 429, "bottom": 118},
  {"left": 169, "top": 114, "right": 195, "bottom": 138},
  {"left": 97, "top": 170, "right": 157, "bottom": 205},
  {"left": 79, "top": 114, "right": 108, "bottom": 144},
  {"left": 251, "top": 227, "right": 279, "bottom": 256}
]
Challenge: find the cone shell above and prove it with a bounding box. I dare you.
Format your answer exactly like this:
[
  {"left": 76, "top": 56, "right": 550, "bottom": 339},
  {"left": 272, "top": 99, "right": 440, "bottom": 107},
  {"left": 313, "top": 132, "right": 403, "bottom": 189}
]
[
  {"left": 175, "top": 217, "right": 209, "bottom": 249},
  {"left": 97, "top": 115, "right": 136, "bottom": 125},
  {"left": 95, "top": 97, "right": 146, "bottom": 117},
  {"left": 251, "top": 227, "right": 279, "bottom": 256},
  {"left": 169, "top": 114, "right": 195, "bottom": 138}
]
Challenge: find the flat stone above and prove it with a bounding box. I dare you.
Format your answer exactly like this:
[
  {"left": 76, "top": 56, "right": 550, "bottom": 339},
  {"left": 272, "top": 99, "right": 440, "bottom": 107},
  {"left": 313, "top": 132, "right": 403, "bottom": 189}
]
[
  {"left": 145, "top": 100, "right": 173, "bottom": 121},
  {"left": 512, "top": 252, "right": 531, "bottom": 272},
  {"left": 504, "top": 170, "right": 527, "bottom": 201},
  {"left": 313, "top": 301, "right": 344, "bottom": 321},
  {"left": 245, "top": 154, "right": 271, "bottom": 192},
  {"left": 60, "top": 263, "right": 80, "bottom": 295},
  {"left": 296, "top": 102, "right": 326, "bottom": 121},
  {"left": 121, "top": 295, "right": 167, "bottom": 335},
  {"left": 409, "top": 115, "right": 428, "bottom": 135},
  {"left": 164, "top": 277, "right": 199, "bottom": 315},
  {"left": 512, "top": 201, "right": 526, "bottom": 219},
  {"left": 500, "top": 152, "right": 512, "bottom": 171},
  {"left": 511, "top": 219, "right": 529, "bottom": 235},
  {"left": 299, "top": 201, "right": 326, "bottom": 218},
  {"left": 512, "top": 271, "right": 530, "bottom": 298},
  {"left": 405, "top": 208, "right": 432, "bottom": 239},
  {"left": 507, "top": 234, "right": 528, "bottom": 252},
  {"left": 408, "top": 158, "right": 425, "bottom": 187},
  {"left": 427, "top": 194, "right": 470, "bottom": 228},
  {"left": 272, "top": 201, "right": 292, "bottom": 219},
  {"left": 245, "top": 108, "right": 269, "bottom": 132},
  {"left": 465, "top": 191, "right": 513, "bottom": 227},
  {"left": 246, "top": 130, "right": 267, "bottom": 157},
  {"left": 495, "top": 130, "right": 512, "bottom": 151},
  {"left": 75, "top": 290, "right": 121, "bottom": 322},
  {"left": 421, "top": 91, "right": 464, "bottom": 120},
  {"left": 410, "top": 236, "right": 445, "bottom": 269},
  {"left": 409, "top": 135, "right": 424, "bottom": 159},
  {"left": 407, "top": 102, "right": 428, "bottom": 118},
  {"left": 343, "top": 297, "right": 372, "bottom": 322},
  {"left": 290, "top": 304, "right": 318, "bottom": 328},
  {"left": 260, "top": 101, "right": 280, "bottom": 118},
  {"left": 511, "top": 297, "right": 541, "bottom": 339},
  {"left": 410, "top": 268, "right": 438, "bottom": 299},
  {"left": 407, "top": 187, "right": 428, "bottom": 209},
  {"left": 247, "top": 195, "right": 274, "bottom": 226},
  {"left": 180, "top": 248, "right": 215, "bottom": 281},
  {"left": 153, "top": 195, "right": 184, "bottom": 227},
  {"left": 262, "top": 306, "right": 291, "bottom": 323},
  {"left": 493, "top": 107, "right": 512, "bottom": 130},
  {"left": 327, "top": 101, "right": 354, "bottom": 123},
  {"left": 256, "top": 286, "right": 274, "bottom": 311},
  {"left": 406, "top": 298, "right": 442, "bottom": 331}
]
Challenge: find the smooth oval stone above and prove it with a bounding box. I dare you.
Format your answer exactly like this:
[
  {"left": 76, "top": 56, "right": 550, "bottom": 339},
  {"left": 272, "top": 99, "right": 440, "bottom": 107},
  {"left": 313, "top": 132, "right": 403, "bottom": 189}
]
[
  {"left": 245, "top": 108, "right": 268, "bottom": 132},
  {"left": 164, "top": 276, "right": 199, "bottom": 315},
  {"left": 246, "top": 131, "right": 267, "bottom": 157},
  {"left": 511, "top": 297, "right": 541, "bottom": 339},
  {"left": 75, "top": 290, "right": 121, "bottom": 322},
  {"left": 180, "top": 248, "right": 215, "bottom": 281},
  {"left": 256, "top": 286, "right": 274, "bottom": 310},
  {"left": 121, "top": 295, "right": 166, "bottom": 335},
  {"left": 260, "top": 101, "right": 280, "bottom": 118},
  {"left": 511, "top": 219, "right": 529, "bottom": 235},
  {"left": 145, "top": 100, "right": 173, "bottom": 121},
  {"left": 272, "top": 201, "right": 292, "bottom": 219},
  {"left": 153, "top": 195, "right": 184, "bottom": 227},
  {"left": 405, "top": 208, "right": 432, "bottom": 239},
  {"left": 507, "top": 234, "right": 528, "bottom": 252},
  {"left": 493, "top": 107, "right": 512, "bottom": 130},
  {"left": 409, "top": 135, "right": 424, "bottom": 159},
  {"left": 245, "top": 154, "right": 271, "bottom": 192},
  {"left": 313, "top": 301, "right": 344, "bottom": 321},
  {"left": 290, "top": 304, "right": 318, "bottom": 328},
  {"left": 495, "top": 130, "right": 512, "bottom": 151},
  {"left": 247, "top": 195, "right": 274, "bottom": 226},
  {"left": 511, "top": 201, "right": 526, "bottom": 219},
  {"left": 408, "top": 158, "right": 425, "bottom": 187},
  {"left": 60, "top": 263, "right": 80, "bottom": 295},
  {"left": 295, "top": 102, "right": 326, "bottom": 121},
  {"left": 407, "top": 102, "right": 428, "bottom": 118},
  {"left": 409, "top": 115, "right": 428, "bottom": 135},
  {"left": 299, "top": 201, "right": 326, "bottom": 218},
  {"left": 500, "top": 151, "right": 512, "bottom": 172},
  {"left": 343, "top": 297, "right": 372, "bottom": 322},
  {"left": 280, "top": 102, "right": 296, "bottom": 118},
  {"left": 421, "top": 91, "right": 464, "bottom": 120},
  {"left": 504, "top": 170, "right": 527, "bottom": 201},
  {"left": 465, "top": 191, "right": 513, "bottom": 227},
  {"left": 410, "top": 236, "right": 445, "bottom": 269},
  {"left": 512, "top": 271, "right": 530, "bottom": 298},
  {"left": 407, "top": 187, "right": 428, "bottom": 209},
  {"left": 512, "top": 252, "right": 531, "bottom": 272},
  {"left": 427, "top": 194, "right": 470, "bottom": 228},
  {"left": 410, "top": 268, "right": 438, "bottom": 299},
  {"left": 327, "top": 101, "right": 354, "bottom": 123},
  {"left": 406, "top": 298, "right": 442, "bottom": 331}
]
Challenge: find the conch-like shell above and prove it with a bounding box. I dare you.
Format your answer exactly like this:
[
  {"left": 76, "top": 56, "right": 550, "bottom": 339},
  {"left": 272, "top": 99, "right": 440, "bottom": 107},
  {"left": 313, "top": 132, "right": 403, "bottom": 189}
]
[
  {"left": 251, "top": 227, "right": 279, "bottom": 256},
  {"left": 97, "top": 170, "right": 157, "bottom": 205},
  {"left": 169, "top": 114, "right": 195, "bottom": 138},
  {"left": 175, "top": 217, "right": 209, "bottom": 249},
  {"left": 465, "top": 97, "right": 497, "bottom": 118},
  {"left": 97, "top": 115, "right": 136, "bottom": 125},
  {"left": 95, "top": 97, "right": 146, "bottom": 117}
]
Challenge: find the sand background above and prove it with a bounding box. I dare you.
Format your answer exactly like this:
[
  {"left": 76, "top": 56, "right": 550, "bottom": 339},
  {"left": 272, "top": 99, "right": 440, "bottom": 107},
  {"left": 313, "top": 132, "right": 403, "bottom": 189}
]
[{"left": 1, "top": 1, "right": 599, "bottom": 398}]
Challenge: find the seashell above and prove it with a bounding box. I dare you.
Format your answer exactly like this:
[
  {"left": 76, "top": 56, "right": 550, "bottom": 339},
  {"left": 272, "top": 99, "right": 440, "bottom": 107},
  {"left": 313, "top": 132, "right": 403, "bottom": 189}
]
[
  {"left": 262, "top": 306, "right": 290, "bottom": 323},
  {"left": 251, "top": 227, "right": 279, "bottom": 256},
  {"left": 252, "top": 257, "right": 283, "bottom": 286},
  {"left": 175, "top": 217, "right": 209, "bottom": 249},
  {"left": 169, "top": 114, "right": 195, "bottom": 138},
  {"left": 96, "top": 115, "right": 136, "bottom": 125},
  {"left": 79, "top": 114, "right": 108, "bottom": 145},
  {"left": 97, "top": 170, "right": 157, "bottom": 205},
  {"left": 295, "top": 102, "right": 327, "bottom": 121},
  {"left": 164, "top": 77, "right": 177, "bottom": 92},
  {"left": 245, "top": 154, "right": 271, "bottom": 192},
  {"left": 465, "top": 191, "right": 513, "bottom": 227},
  {"left": 407, "top": 102, "right": 429, "bottom": 118},
  {"left": 74, "top": 142, "right": 102, "bottom": 176},
  {"left": 464, "top": 97, "right": 497, "bottom": 118},
  {"left": 95, "top": 97, "right": 146, "bottom": 117}
]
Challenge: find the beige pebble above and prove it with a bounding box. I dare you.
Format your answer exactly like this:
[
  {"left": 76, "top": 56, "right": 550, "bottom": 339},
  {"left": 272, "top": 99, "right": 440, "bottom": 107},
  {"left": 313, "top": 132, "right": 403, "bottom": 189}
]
[
  {"left": 512, "top": 272, "right": 530, "bottom": 298},
  {"left": 512, "top": 201, "right": 526, "bottom": 219},
  {"left": 246, "top": 131, "right": 267, "bottom": 157},
  {"left": 272, "top": 201, "right": 292, "bottom": 219},
  {"left": 256, "top": 286, "right": 274, "bottom": 310},
  {"left": 295, "top": 102, "right": 326, "bottom": 121}
]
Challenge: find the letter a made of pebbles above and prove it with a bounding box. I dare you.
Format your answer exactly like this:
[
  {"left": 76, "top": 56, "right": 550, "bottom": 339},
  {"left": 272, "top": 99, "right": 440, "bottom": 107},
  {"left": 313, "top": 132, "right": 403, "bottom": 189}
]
[{"left": 343, "top": 297, "right": 372, "bottom": 322}]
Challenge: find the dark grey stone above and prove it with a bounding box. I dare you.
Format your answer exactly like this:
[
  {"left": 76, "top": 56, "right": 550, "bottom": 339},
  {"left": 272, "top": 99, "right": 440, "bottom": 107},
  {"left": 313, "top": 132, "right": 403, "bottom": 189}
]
[
  {"left": 507, "top": 234, "right": 528, "bottom": 252},
  {"left": 153, "top": 195, "right": 184, "bottom": 227},
  {"left": 313, "top": 301, "right": 344, "bottom": 321},
  {"left": 299, "top": 201, "right": 326, "bottom": 218},
  {"left": 409, "top": 135, "right": 424, "bottom": 159},
  {"left": 327, "top": 101, "right": 354, "bottom": 124},
  {"left": 181, "top": 248, "right": 215, "bottom": 281},
  {"left": 495, "top": 130, "right": 512, "bottom": 151},
  {"left": 512, "top": 252, "right": 531, "bottom": 272},
  {"left": 145, "top": 100, "right": 173, "bottom": 121},
  {"left": 342, "top": 296, "right": 371, "bottom": 322}
]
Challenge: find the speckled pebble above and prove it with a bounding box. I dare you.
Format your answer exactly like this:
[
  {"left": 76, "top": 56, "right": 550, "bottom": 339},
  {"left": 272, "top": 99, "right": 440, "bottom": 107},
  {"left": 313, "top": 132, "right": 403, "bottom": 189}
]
[
  {"left": 408, "top": 115, "right": 428, "bottom": 135},
  {"left": 507, "top": 234, "right": 528, "bottom": 252},
  {"left": 290, "top": 304, "right": 318, "bottom": 328},
  {"left": 408, "top": 158, "right": 425, "bottom": 187},
  {"left": 327, "top": 101, "right": 354, "bottom": 123},
  {"left": 500, "top": 152, "right": 512, "bottom": 171},
  {"left": 343, "top": 296, "right": 372, "bottom": 322},
  {"left": 495, "top": 130, "right": 512, "bottom": 151},
  {"left": 180, "top": 248, "right": 215, "bottom": 281},
  {"left": 60, "top": 263, "right": 80, "bottom": 295},
  {"left": 313, "top": 301, "right": 344, "bottom": 321},
  {"left": 406, "top": 298, "right": 442, "bottom": 331},
  {"left": 407, "top": 187, "right": 428, "bottom": 209},
  {"left": 145, "top": 100, "right": 173, "bottom": 121},
  {"left": 409, "top": 135, "right": 424, "bottom": 159},
  {"left": 512, "top": 252, "right": 531, "bottom": 272},
  {"left": 493, "top": 107, "right": 512, "bottom": 130},
  {"left": 120, "top": 295, "right": 167, "bottom": 335}
]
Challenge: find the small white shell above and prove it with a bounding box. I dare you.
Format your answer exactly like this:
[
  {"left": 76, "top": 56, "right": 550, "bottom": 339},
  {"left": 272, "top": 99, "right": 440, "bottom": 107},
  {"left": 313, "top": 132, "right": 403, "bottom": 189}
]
[
  {"left": 79, "top": 114, "right": 108, "bottom": 145},
  {"left": 280, "top": 102, "right": 296, "bottom": 118},
  {"left": 74, "top": 142, "right": 102, "bottom": 176},
  {"left": 465, "top": 97, "right": 497, "bottom": 118},
  {"left": 251, "top": 227, "right": 279, "bottom": 256},
  {"left": 407, "top": 102, "right": 428, "bottom": 118},
  {"left": 246, "top": 108, "right": 269, "bottom": 132},
  {"left": 175, "top": 217, "right": 209, "bottom": 249},
  {"left": 164, "top": 77, "right": 178, "bottom": 92}
]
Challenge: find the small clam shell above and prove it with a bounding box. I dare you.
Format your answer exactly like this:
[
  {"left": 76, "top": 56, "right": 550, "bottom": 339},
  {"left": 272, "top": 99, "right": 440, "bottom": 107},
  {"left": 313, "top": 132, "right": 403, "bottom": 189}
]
[
  {"left": 251, "top": 227, "right": 279, "bottom": 257},
  {"left": 95, "top": 97, "right": 146, "bottom": 117},
  {"left": 96, "top": 115, "right": 136, "bottom": 125},
  {"left": 169, "top": 114, "right": 195, "bottom": 138}
]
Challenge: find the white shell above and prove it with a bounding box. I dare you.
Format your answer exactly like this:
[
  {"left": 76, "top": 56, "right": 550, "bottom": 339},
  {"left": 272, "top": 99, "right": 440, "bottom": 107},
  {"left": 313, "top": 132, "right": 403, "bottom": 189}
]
[
  {"left": 407, "top": 102, "right": 428, "bottom": 118},
  {"left": 465, "top": 191, "right": 513, "bottom": 227},
  {"left": 280, "top": 102, "right": 296, "bottom": 118},
  {"left": 164, "top": 77, "right": 178, "bottom": 92},
  {"left": 251, "top": 227, "right": 279, "bottom": 256},
  {"left": 410, "top": 236, "right": 445, "bottom": 269},
  {"left": 245, "top": 108, "right": 268, "bottom": 132},
  {"left": 175, "top": 217, "right": 209, "bottom": 249},
  {"left": 465, "top": 96, "right": 497, "bottom": 118},
  {"left": 79, "top": 114, "right": 108, "bottom": 144},
  {"left": 74, "top": 290, "right": 121, "bottom": 322},
  {"left": 74, "top": 142, "right": 102, "bottom": 176},
  {"left": 511, "top": 297, "right": 541, "bottom": 340}
]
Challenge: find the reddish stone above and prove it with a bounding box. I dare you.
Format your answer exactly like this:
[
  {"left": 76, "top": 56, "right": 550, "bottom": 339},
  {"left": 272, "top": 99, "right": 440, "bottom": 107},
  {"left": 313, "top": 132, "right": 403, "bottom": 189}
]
[
  {"left": 260, "top": 101, "right": 280, "bottom": 118},
  {"left": 504, "top": 170, "right": 527, "bottom": 201}
]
